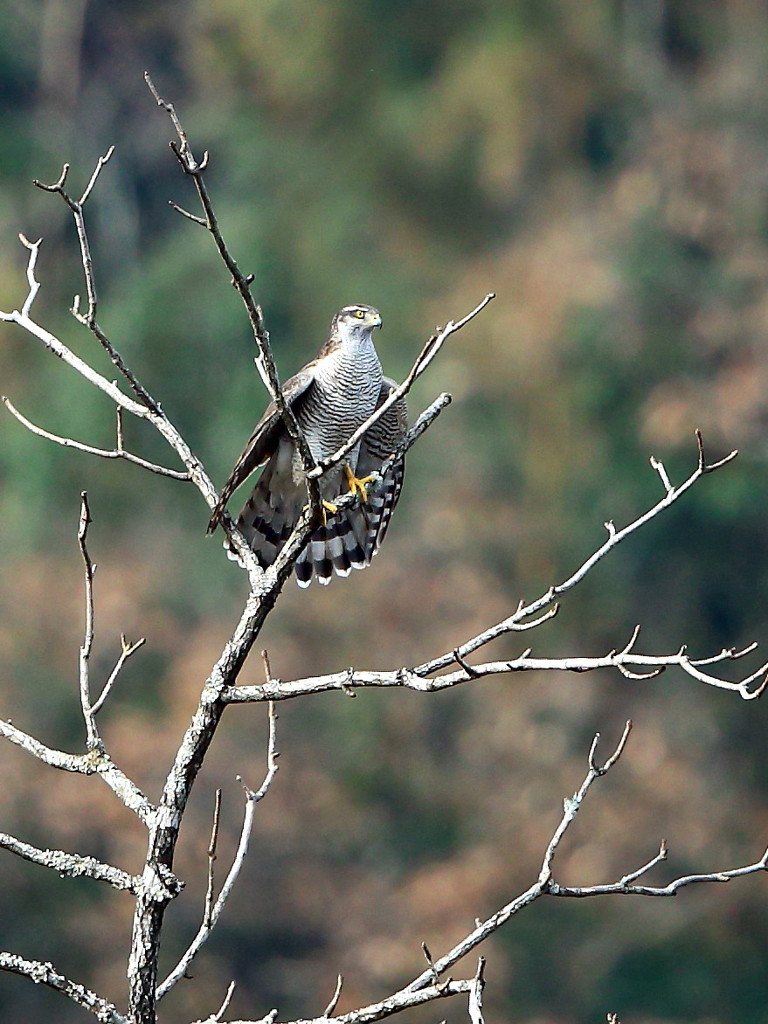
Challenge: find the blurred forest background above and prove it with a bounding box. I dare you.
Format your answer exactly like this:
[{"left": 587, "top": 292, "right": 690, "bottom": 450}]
[{"left": 2, "top": 2, "right": 768, "bottom": 1022}]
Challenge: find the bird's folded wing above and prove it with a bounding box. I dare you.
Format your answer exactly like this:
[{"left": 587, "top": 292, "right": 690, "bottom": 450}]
[
  {"left": 357, "top": 376, "right": 408, "bottom": 555},
  {"left": 207, "top": 362, "right": 319, "bottom": 533}
]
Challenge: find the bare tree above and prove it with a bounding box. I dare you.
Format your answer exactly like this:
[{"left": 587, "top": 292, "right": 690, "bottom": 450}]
[{"left": 0, "top": 77, "right": 765, "bottom": 1024}]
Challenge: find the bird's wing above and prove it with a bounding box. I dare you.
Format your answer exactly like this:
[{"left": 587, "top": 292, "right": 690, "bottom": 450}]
[
  {"left": 356, "top": 376, "right": 408, "bottom": 556},
  {"left": 207, "top": 362, "right": 318, "bottom": 533}
]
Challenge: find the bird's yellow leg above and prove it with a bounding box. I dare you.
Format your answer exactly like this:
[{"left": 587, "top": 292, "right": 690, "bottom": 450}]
[
  {"left": 304, "top": 499, "right": 338, "bottom": 525},
  {"left": 344, "top": 465, "right": 375, "bottom": 503}
]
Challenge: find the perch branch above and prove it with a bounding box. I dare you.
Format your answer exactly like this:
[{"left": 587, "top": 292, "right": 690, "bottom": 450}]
[{"left": 307, "top": 294, "right": 494, "bottom": 479}]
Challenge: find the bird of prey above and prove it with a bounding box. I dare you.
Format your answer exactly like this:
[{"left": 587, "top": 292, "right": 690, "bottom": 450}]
[{"left": 207, "top": 304, "right": 407, "bottom": 586}]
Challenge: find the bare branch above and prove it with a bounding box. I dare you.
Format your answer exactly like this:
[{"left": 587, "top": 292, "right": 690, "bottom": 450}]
[
  {"left": 1, "top": 396, "right": 191, "bottom": 479},
  {"left": 156, "top": 703, "right": 280, "bottom": 1000},
  {"left": 78, "top": 492, "right": 100, "bottom": 749},
  {"left": 551, "top": 843, "right": 768, "bottom": 899},
  {"left": 402, "top": 723, "right": 632, "bottom": 991},
  {"left": 0, "top": 717, "right": 156, "bottom": 825},
  {"left": 0, "top": 952, "right": 126, "bottom": 1023},
  {"left": 0, "top": 832, "right": 140, "bottom": 893},
  {"left": 1, "top": 232, "right": 264, "bottom": 582},
  {"left": 144, "top": 72, "right": 319, "bottom": 501},
  {"left": 413, "top": 432, "right": 742, "bottom": 677},
  {"left": 225, "top": 634, "right": 766, "bottom": 703}
]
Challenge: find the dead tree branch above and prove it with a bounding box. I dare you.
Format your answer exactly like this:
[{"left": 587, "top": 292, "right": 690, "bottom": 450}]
[
  {"left": 0, "top": 952, "right": 126, "bottom": 1024},
  {"left": 0, "top": 832, "right": 140, "bottom": 893},
  {"left": 414, "top": 434, "right": 739, "bottom": 677},
  {"left": 1, "top": 395, "right": 191, "bottom": 479},
  {"left": 156, "top": 703, "right": 280, "bottom": 1000},
  {"left": 0, "top": 716, "right": 156, "bottom": 825}
]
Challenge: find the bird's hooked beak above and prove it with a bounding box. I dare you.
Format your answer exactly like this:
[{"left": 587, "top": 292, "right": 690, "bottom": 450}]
[{"left": 368, "top": 310, "right": 382, "bottom": 330}]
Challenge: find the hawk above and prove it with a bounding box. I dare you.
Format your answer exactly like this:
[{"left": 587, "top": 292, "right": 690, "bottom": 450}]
[{"left": 207, "top": 304, "right": 407, "bottom": 586}]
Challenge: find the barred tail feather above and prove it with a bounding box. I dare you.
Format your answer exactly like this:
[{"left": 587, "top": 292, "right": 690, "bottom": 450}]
[
  {"left": 224, "top": 457, "right": 305, "bottom": 571},
  {"left": 292, "top": 461, "right": 404, "bottom": 587},
  {"left": 294, "top": 512, "right": 369, "bottom": 587}
]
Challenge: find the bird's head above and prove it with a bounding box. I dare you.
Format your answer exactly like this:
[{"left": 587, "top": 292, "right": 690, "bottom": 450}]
[{"left": 332, "top": 304, "right": 382, "bottom": 341}]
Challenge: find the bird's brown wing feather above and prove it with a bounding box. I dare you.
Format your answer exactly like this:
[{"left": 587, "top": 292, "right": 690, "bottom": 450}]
[{"left": 207, "top": 363, "right": 318, "bottom": 533}]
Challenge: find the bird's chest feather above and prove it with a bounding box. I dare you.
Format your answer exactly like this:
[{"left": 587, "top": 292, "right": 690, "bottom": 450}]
[{"left": 299, "top": 342, "right": 382, "bottom": 460}]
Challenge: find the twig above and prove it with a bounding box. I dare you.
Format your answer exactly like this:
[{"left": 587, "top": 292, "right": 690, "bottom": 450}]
[
  {"left": 228, "top": 980, "right": 474, "bottom": 1024},
  {"left": 467, "top": 958, "right": 485, "bottom": 1024},
  {"left": 323, "top": 975, "right": 344, "bottom": 1018},
  {"left": 34, "top": 149, "right": 159, "bottom": 410},
  {"left": 205, "top": 789, "right": 223, "bottom": 928},
  {"left": 77, "top": 492, "right": 100, "bottom": 749},
  {"left": 421, "top": 943, "right": 440, "bottom": 986},
  {"left": 216, "top": 981, "right": 237, "bottom": 1021},
  {"left": 91, "top": 634, "right": 146, "bottom": 715}
]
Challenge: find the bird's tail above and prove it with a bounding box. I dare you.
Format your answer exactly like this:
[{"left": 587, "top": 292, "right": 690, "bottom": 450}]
[
  {"left": 224, "top": 460, "right": 305, "bottom": 570},
  {"left": 226, "top": 459, "right": 405, "bottom": 586},
  {"left": 294, "top": 460, "right": 405, "bottom": 587},
  {"left": 294, "top": 511, "right": 368, "bottom": 587}
]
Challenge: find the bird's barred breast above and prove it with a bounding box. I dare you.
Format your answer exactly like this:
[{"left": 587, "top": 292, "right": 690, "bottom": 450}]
[{"left": 299, "top": 343, "right": 383, "bottom": 460}]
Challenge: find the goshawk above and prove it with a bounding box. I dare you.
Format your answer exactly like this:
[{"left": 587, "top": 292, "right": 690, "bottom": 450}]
[{"left": 207, "top": 304, "right": 407, "bottom": 586}]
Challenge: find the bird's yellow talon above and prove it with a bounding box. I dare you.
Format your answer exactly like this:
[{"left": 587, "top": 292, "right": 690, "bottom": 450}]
[
  {"left": 344, "top": 466, "right": 375, "bottom": 503},
  {"left": 321, "top": 499, "right": 337, "bottom": 524}
]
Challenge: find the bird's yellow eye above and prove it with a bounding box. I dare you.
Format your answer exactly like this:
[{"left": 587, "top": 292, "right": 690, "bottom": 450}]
[{"left": 354, "top": 309, "right": 365, "bottom": 319}]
